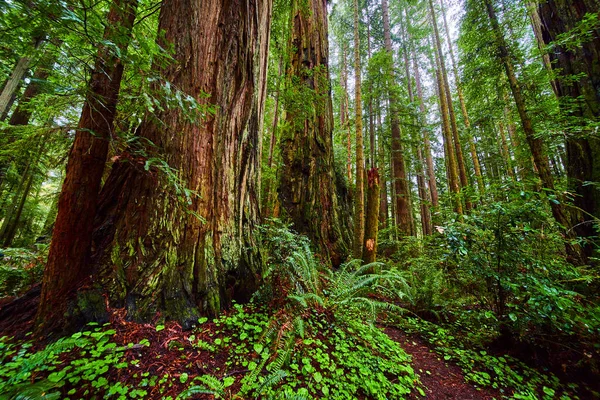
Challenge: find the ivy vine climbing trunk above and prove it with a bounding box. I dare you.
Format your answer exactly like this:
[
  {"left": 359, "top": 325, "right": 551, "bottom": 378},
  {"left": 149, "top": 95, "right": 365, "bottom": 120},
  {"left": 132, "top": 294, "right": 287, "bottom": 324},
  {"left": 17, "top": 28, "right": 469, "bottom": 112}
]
[
  {"left": 278, "top": 0, "right": 350, "bottom": 266},
  {"left": 37, "top": 0, "right": 138, "bottom": 333}
]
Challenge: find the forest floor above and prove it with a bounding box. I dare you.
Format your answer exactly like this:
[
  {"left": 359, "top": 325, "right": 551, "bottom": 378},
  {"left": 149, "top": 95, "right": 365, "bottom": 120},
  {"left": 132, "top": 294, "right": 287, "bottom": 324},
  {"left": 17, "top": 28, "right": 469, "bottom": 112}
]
[
  {"left": 383, "top": 326, "right": 499, "bottom": 400},
  {"left": 1, "top": 295, "right": 586, "bottom": 399}
]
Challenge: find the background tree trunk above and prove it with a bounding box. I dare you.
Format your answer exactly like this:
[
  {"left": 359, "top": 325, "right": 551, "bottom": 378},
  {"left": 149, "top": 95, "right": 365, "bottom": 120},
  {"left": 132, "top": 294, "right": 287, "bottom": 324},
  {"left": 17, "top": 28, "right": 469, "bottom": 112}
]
[
  {"left": 430, "top": 0, "right": 471, "bottom": 211},
  {"left": 37, "top": 0, "right": 139, "bottom": 333},
  {"left": 353, "top": 0, "right": 365, "bottom": 259},
  {"left": 537, "top": 0, "right": 600, "bottom": 258},
  {"left": 382, "top": 0, "right": 412, "bottom": 237},
  {"left": 484, "top": 0, "right": 583, "bottom": 264},
  {"left": 278, "top": 0, "right": 350, "bottom": 266}
]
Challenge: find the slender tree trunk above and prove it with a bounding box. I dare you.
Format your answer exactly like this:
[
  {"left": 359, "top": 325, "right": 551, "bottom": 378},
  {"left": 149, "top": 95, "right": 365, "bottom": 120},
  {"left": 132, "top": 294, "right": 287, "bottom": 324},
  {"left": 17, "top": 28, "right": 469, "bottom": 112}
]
[
  {"left": 440, "top": 0, "right": 484, "bottom": 195},
  {"left": 37, "top": 0, "right": 139, "bottom": 333},
  {"left": 538, "top": 0, "right": 600, "bottom": 259},
  {"left": 353, "top": 0, "right": 365, "bottom": 259},
  {"left": 1, "top": 154, "right": 39, "bottom": 247},
  {"left": 341, "top": 45, "right": 353, "bottom": 183},
  {"left": 366, "top": 11, "right": 376, "bottom": 168},
  {"left": 377, "top": 109, "right": 389, "bottom": 227},
  {"left": 9, "top": 49, "right": 57, "bottom": 126},
  {"left": 0, "top": 78, "right": 20, "bottom": 122},
  {"left": 413, "top": 54, "right": 439, "bottom": 210},
  {"left": 279, "top": 0, "right": 350, "bottom": 266},
  {"left": 498, "top": 122, "right": 515, "bottom": 179},
  {"left": 382, "top": 0, "right": 412, "bottom": 236},
  {"left": 430, "top": 0, "right": 471, "bottom": 211},
  {"left": 41, "top": 190, "right": 59, "bottom": 237},
  {"left": 402, "top": 16, "right": 431, "bottom": 235},
  {"left": 0, "top": 57, "right": 30, "bottom": 117},
  {"left": 262, "top": 54, "right": 284, "bottom": 217},
  {"left": 484, "top": 0, "right": 583, "bottom": 263},
  {"left": 433, "top": 35, "right": 463, "bottom": 215},
  {"left": 0, "top": 159, "right": 33, "bottom": 242}
]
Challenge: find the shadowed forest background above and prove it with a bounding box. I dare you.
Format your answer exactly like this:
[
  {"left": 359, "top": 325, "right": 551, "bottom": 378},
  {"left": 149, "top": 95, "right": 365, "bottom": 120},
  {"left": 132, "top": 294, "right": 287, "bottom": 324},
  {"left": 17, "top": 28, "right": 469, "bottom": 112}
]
[{"left": 0, "top": 0, "right": 599, "bottom": 398}]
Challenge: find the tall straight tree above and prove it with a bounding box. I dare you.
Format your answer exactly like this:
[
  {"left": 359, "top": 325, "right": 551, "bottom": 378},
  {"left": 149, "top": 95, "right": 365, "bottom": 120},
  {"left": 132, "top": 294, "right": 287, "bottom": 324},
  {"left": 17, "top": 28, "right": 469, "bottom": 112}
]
[
  {"left": 439, "top": 0, "right": 484, "bottom": 195},
  {"left": 413, "top": 53, "right": 439, "bottom": 210},
  {"left": 38, "top": 0, "right": 138, "bottom": 332},
  {"left": 278, "top": 0, "right": 350, "bottom": 266},
  {"left": 0, "top": 34, "right": 44, "bottom": 117},
  {"left": 39, "top": 0, "right": 272, "bottom": 332},
  {"left": 429, "top": 0, "right": 471, "bottom": 211},
  {"left": 433, "top": 34, "right": 463, "bottom": 215},
  {"left": 482, "top": 0, "right": 583, "bottom": 263},
  {"left": 537, "top": 0, "right": 600, "bottom": 258},
  {"left": 382, "top": 0, "right": 413, "bottom": 236},
  {"left": 352, "top": 0, "right": 365, "bottom": 260}
]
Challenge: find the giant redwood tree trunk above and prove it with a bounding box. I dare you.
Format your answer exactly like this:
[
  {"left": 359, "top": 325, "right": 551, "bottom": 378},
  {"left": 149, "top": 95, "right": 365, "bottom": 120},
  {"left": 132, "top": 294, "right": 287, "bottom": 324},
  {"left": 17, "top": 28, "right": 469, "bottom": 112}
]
[
  {"left": 279, "top": 0, "right": 350, "bottom": 266},
  {"left": 37, "top": 0, "right": 138, "bottom": 333},
  {"left": 87, "top": 0, "right": 272, "bottom": 328},
  {"left": 537, "top": 0, "right": 600, "bottom": 258}
]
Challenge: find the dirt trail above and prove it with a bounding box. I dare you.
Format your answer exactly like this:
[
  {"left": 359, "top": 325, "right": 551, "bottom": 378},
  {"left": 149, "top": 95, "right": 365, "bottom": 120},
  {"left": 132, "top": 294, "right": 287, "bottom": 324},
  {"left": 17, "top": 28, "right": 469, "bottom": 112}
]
[{"left": 384, "top": 326, "right": 500, "bottom": 400}]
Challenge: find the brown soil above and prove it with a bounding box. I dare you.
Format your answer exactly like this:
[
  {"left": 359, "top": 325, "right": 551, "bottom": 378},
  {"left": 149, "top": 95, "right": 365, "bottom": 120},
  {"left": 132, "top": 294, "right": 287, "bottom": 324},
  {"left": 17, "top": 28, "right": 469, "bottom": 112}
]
[{"left": 383, "top": 326, "right": 501, "bottom": 400}]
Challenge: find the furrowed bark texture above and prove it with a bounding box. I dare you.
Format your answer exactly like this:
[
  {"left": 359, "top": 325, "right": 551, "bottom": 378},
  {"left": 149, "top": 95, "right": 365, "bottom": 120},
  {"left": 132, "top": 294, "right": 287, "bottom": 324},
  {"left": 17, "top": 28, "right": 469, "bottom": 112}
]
[
  {"left": 363, "top": 168, "right": 380, "bottom": 264},
  {"left": 89, "top": 0, "right": 272, "bottom": 328},
  {"left": 37, "top": 0, "right": 138, "bottom": 332},
  {"left": 538, "top": 0, "right": 600, "bottom": 256},
  {"left": 278, "top": 0, "right": 350, "bottom": 267}
]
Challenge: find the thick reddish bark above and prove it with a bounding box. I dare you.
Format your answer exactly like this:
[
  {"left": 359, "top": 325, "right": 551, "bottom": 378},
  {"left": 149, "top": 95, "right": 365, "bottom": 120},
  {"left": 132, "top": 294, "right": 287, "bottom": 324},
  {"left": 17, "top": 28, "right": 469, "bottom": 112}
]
[
  {"left": 86, "top": 0, "right": 272, "bottom": 327},
  {"left": 538, "top": 0, "right": 600, "bottom": 257},
  {"left": 278, "top": 0, "right": 350, "bottom": 266},
  {"left": 37, "top": 0, "right": 138, "bottom": 332},
  {"left": 363, "top": 168, "right": 380, "bottom": 264}
]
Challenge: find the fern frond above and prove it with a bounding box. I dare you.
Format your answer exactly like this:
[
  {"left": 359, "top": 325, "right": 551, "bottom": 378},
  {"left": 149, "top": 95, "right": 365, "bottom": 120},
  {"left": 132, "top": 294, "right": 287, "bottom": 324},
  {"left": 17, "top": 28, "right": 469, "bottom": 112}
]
[
  {"left": 255, "top": 369, "right": 288, "bottom": 399},
  {"left": 178, "top": 385, "right": 221, "bottom": 399},
  {"left": 10, "top": 380, "right": 61, "bottom": 400}
]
